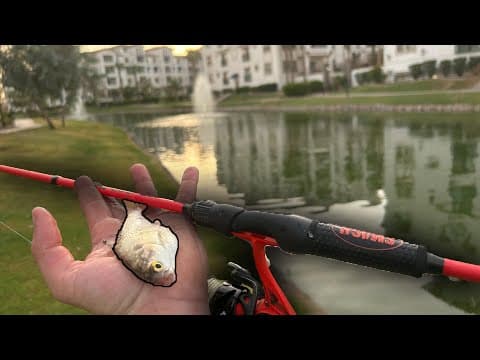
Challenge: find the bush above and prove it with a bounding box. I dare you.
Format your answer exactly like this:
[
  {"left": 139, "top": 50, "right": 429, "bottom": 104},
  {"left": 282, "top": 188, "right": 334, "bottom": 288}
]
[
  {"left": 454, "top": 57, "right": 467, "bottom": 77},
  {"left": 468, "top": 56, "right": 480, "bottom": 74},
  {"left": 309, "top": 81, "right": 324, "bottom": 93},
  {"left": 283, "top": 83, "right": 311, "bottom": 97},
  {"left": 371, "top": 66, "right": 386, "bottom": 83},
  {"left": 439, "top": 60, "right": 452, "bottom": 77},
  {"left": 222, "top": 89, "right": 234, "bottom": 94},
  {"left": 255, "top": 83, "right": 278, "bottom": 92},
  {"left": 333, "top": 76, "right": 348, "bottom": 91},
  {"left": 409, "top": 63, "right": 423, "bottom": 80},
  {"left": 422, "top": 60, "right": 437, "bottom": 78},
  {"left": 355, "top": 73, "right": 364, "bottom": 86},
  {"left": 236, "top": 86, "right": 251, "bottom": 93},
  {"left": 468, "top": 56, "right": 480, "bottom": 70}
]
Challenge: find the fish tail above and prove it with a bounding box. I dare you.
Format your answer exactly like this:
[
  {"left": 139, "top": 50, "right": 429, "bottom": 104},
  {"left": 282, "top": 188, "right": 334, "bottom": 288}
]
[{"left": 122, "top": 200, "right": 148, "bottom": 213}]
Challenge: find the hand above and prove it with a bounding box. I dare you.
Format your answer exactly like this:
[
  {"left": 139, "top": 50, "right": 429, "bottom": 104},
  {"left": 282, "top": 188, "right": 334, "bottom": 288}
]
[{"left": 31, "top": 164, "right": 209, "bottom": 314}]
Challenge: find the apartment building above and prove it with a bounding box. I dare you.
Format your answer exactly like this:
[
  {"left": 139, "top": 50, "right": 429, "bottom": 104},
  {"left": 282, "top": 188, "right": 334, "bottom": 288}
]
[
  {"left": 200, "top": 45, "right": 286, "bottom": 92},
  {"left": 85, "top": 45, "right": 200, "bottom": 101},
  {"left": 200, "top": 45, "right": 381, "bottom": 92},
  {"left": 383, "top": 45, "right": 480, "bottom": 82}
]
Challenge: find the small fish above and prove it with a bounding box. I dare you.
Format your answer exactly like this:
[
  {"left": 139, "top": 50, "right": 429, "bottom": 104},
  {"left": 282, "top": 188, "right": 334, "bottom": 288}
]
[{"left": 113, "top": 200, "right": 178, "bottom": 286}]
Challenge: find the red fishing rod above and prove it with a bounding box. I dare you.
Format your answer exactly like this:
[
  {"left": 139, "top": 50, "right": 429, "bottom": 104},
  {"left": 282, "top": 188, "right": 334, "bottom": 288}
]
[{"left": 2, "top": 164, "right": 480, "bottom": 315}]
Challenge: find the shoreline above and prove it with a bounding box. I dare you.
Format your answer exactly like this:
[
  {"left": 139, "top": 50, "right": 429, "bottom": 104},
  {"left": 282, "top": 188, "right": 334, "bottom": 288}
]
[
  {"left": 86, "top": 103, "right": 480, "bottom": 115},
  {"left": 220, "top": 103, "right": 480, "bottom": 113}
]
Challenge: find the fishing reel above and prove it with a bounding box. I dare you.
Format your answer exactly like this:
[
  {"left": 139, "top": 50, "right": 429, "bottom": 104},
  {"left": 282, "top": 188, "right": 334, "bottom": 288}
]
[{"left": 207, "top": 262, "right": 263, "bottom": 315}]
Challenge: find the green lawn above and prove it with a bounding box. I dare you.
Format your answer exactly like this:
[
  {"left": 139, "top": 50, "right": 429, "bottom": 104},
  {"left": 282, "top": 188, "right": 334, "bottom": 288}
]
[
  {"left": 0, "top": 120, "right": 255, "bottom": 314},
  {"left": 220, "top": 91, "right": 480, "bottom": 108},
  {"left": 351, "top": 78, "right": 480, "bottom": 93}
]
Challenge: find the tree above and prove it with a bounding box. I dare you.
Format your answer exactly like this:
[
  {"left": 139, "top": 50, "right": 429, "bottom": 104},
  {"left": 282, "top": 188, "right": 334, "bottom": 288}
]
[
  {"left": 165, "top": 77, "right": 182, "bottom": 101},
  {"left": 439, "top": 60, "right": 452, "bottom": 77},
  {"left": 343, "top": 45, "right": 352, "bottom": 95},
  {"left": 454, "top": 58, "right": 467, "bottom": 77},
  {"left": 186, "top": 49, "right": 201, "bottom": 83},
  {"left": 50, "top": 45, "right": 82, "bottom": 127},
  {"left": 0, "top": 45, "right": 82, "bottom": 129},
  {"left": 80, "top": 53, "right": 105, "bottom": 106},
  {"left": 409, "top": 63, "right": 423, "bottom": 80}
]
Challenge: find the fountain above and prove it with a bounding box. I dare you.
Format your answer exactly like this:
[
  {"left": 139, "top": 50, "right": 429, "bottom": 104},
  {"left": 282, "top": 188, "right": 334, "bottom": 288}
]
[
  {"left": 192, "top": 73, "right": 215, "bottom": 113},
  {"left": 70, "top": 88, "right": 89, "bottom": 120}
]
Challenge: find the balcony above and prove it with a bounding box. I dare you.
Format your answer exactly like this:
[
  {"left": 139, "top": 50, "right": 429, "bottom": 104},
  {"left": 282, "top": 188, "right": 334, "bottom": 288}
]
[{"left": 306, "top": 45, "right": 330, "bottom": 56}]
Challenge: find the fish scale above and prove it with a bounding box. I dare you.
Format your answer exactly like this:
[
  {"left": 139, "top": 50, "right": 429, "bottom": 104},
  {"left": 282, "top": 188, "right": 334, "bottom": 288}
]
[{"left": 113, "top": 200, "right": 178, "bottom": 287}]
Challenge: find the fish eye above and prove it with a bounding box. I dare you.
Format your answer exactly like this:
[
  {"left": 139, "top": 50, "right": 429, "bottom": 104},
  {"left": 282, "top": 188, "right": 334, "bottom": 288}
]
[{"left": 151, "top": 261, "right": 163, "bottom": 272}]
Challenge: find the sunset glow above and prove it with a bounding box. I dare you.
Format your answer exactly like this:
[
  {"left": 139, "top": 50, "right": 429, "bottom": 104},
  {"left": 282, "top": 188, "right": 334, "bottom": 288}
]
[{"left": 80, "top": 45, "right": 202, "bottom": 56}]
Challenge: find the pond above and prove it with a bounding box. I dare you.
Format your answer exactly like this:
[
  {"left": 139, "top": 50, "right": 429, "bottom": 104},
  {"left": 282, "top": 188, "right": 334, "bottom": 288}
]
[{"left": 94, "top": 110, "right": 480, "bottom": 314}]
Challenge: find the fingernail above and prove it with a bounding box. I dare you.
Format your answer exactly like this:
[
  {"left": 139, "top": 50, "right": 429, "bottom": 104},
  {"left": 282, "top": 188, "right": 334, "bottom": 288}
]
[{"left": 32, "top": 207, "right": 42, "bottom": 226}]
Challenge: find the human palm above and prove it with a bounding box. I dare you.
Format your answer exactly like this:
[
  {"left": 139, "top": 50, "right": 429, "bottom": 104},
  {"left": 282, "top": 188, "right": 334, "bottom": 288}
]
[{"left": 31, "top": 164, "right": 209, "bottom": 314}]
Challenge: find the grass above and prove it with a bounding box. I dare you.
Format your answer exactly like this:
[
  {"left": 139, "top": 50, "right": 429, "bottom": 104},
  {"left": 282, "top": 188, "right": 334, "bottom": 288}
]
[
  {"left": 220, "top": 91, "right": 480, "bottom": 108},
  {"left": 0, "top": 119, "right": 253, "bottom": 314},
  {"left": 351, "top": 77, "right": 480, "bottom": 93}
]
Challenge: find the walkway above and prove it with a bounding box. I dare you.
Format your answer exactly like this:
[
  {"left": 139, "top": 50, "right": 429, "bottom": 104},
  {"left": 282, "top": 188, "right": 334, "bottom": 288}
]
[{"left": 0, "top": 118, "right": 43, "bottom": 135}]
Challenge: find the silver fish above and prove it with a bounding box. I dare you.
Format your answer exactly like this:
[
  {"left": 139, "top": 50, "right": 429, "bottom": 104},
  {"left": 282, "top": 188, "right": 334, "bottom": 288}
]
[{"left": 113, "top": 200, "right": 178, "bottom": 286}]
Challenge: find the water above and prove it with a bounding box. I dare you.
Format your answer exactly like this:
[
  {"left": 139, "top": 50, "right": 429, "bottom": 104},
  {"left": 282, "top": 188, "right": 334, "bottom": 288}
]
[
  {"left": 94, "top": 111, "right": 480, "bottom": 314},
  {"left": 192, "top": 73, "right": 215, "bottom": 113}
]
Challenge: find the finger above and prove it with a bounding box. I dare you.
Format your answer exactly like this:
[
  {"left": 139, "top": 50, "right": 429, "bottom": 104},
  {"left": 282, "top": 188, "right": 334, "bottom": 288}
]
[
  {"left": 75, "top": 176, "right": 113, "bottom": 247},
  {"left": 130, "top": 163, "right": 158, "bottom": 197},
  {"left": 175, "top": 167, "right": 199, "bottom": 203},
  {"left": 104, "top": 196, "right": 126, "bottom": 220},
  {"left": 31, "top": 207, "right": 76, "bottom": 303}
]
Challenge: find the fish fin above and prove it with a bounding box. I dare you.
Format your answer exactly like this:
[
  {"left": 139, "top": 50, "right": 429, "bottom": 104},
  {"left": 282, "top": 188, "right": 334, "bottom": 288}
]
[{"left": 122, "top": 200, "right": 148, "bottom": 213}]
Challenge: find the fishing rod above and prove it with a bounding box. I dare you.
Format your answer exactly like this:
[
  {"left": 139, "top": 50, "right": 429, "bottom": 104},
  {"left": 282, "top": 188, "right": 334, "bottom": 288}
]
[{"left": 2, "top": 164, "right": 480, "bottom": 315}]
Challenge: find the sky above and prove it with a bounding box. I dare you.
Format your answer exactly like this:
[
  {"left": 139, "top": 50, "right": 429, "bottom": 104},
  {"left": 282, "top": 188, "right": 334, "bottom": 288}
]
[{"left": 80, "top": 45, "right": 202, "bottom": 56}]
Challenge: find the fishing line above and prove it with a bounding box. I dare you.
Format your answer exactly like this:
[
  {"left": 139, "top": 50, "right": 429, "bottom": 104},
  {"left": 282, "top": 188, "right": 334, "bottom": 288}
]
[{"left": 0, "top": 220, "right": 32, "bottom": 244}]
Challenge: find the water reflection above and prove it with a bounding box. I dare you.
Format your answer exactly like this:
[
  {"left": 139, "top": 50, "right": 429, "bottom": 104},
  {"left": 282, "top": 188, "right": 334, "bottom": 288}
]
[{"left": 95, "top": 111, "right": 480, "bottom": 314}]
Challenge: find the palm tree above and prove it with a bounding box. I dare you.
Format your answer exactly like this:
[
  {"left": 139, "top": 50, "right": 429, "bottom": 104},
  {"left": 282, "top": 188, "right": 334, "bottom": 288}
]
[
  {"left": 114, "top": 63, "right": 125, "bottom": 101},
  {"left": 186, "top": 50, "right": 201, "bottom": 81},
  {"left": 343, "top": 45, "right": 352, "bottom": 95}
]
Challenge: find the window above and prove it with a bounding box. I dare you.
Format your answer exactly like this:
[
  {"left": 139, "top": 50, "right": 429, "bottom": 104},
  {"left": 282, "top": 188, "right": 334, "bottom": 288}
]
[
  {"left": 396, "top": 45, "right": 416, "bottom": 54},
  {"left": 107, "top": 77, "right": 117, "bottom": 85},
  {"left": 178, "top": 67, "right": 182, "bottom": 72},
  {"left": 165, "top": 66, "right": 170, "bottom": 73},
  {"left": 264, "top": 63, "right": 272, "bottom": 75},
  {"left": 164, "top": 56, "right": 170, "bottom": 63},
  {"left": 126, "top": 67, "right": 135, "bottom": 75},
  {"left": 244, "top": 67, "right": 251, "bottom": 82},
  {"left": 207, "top": 56, "right": 212, "bottom": 66},
  {"left": 242, "top": 48, "right": 250, "bottom": 62},
  {"left": 209, "top": 74, "right": 214, "bottom": 83},
  {"left": 128, "top": 79, "right": 133, "bottom": 86},
  {"left": 103, "top": 55, "right": 113, "bottom": 62},
  {"left": 146, "top": 68, "right": 150, "bottom": 73},
  {"left": 137, "top": 56, "right": 144, "bottom": 63},
  {"left": 154, "top": 78, "right": 159, "bottom": 84},
  {"left": 455, "top": 45, "right": 480, "bottom": 54},
  {"left": 254, "top": 65, "right": 259, "bottom": 72},
  {"left": 223, "top": 72, "right": 229, "bottom": 85},
  {"left": 166, "top": 76, "right": 171, "bottom": 82},
  {"left": 263, "top": 45, "right": 271, "bottom": 52},
  {"left": 137, "top": 67, "right": 144, "bottom": 73},
  {"left": 221, "top": 53, "right": 227, "bottom": 67},
  {"left": 105, "top": 66, "right": 115, "bottom": 74},
  {"left": 125, "top": 57, "right": 129, "bottom": 63},
  {"left": 153, "top": 66, "right": 158, "bottom": 73},
  {"left": 178, "top": 78, "right": 182, "bottom": 84}
]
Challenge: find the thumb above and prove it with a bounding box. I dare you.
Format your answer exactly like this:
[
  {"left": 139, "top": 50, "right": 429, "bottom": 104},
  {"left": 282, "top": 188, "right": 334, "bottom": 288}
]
[{"left": 32, "top": 207, "right": 75, "bottom": 302}]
